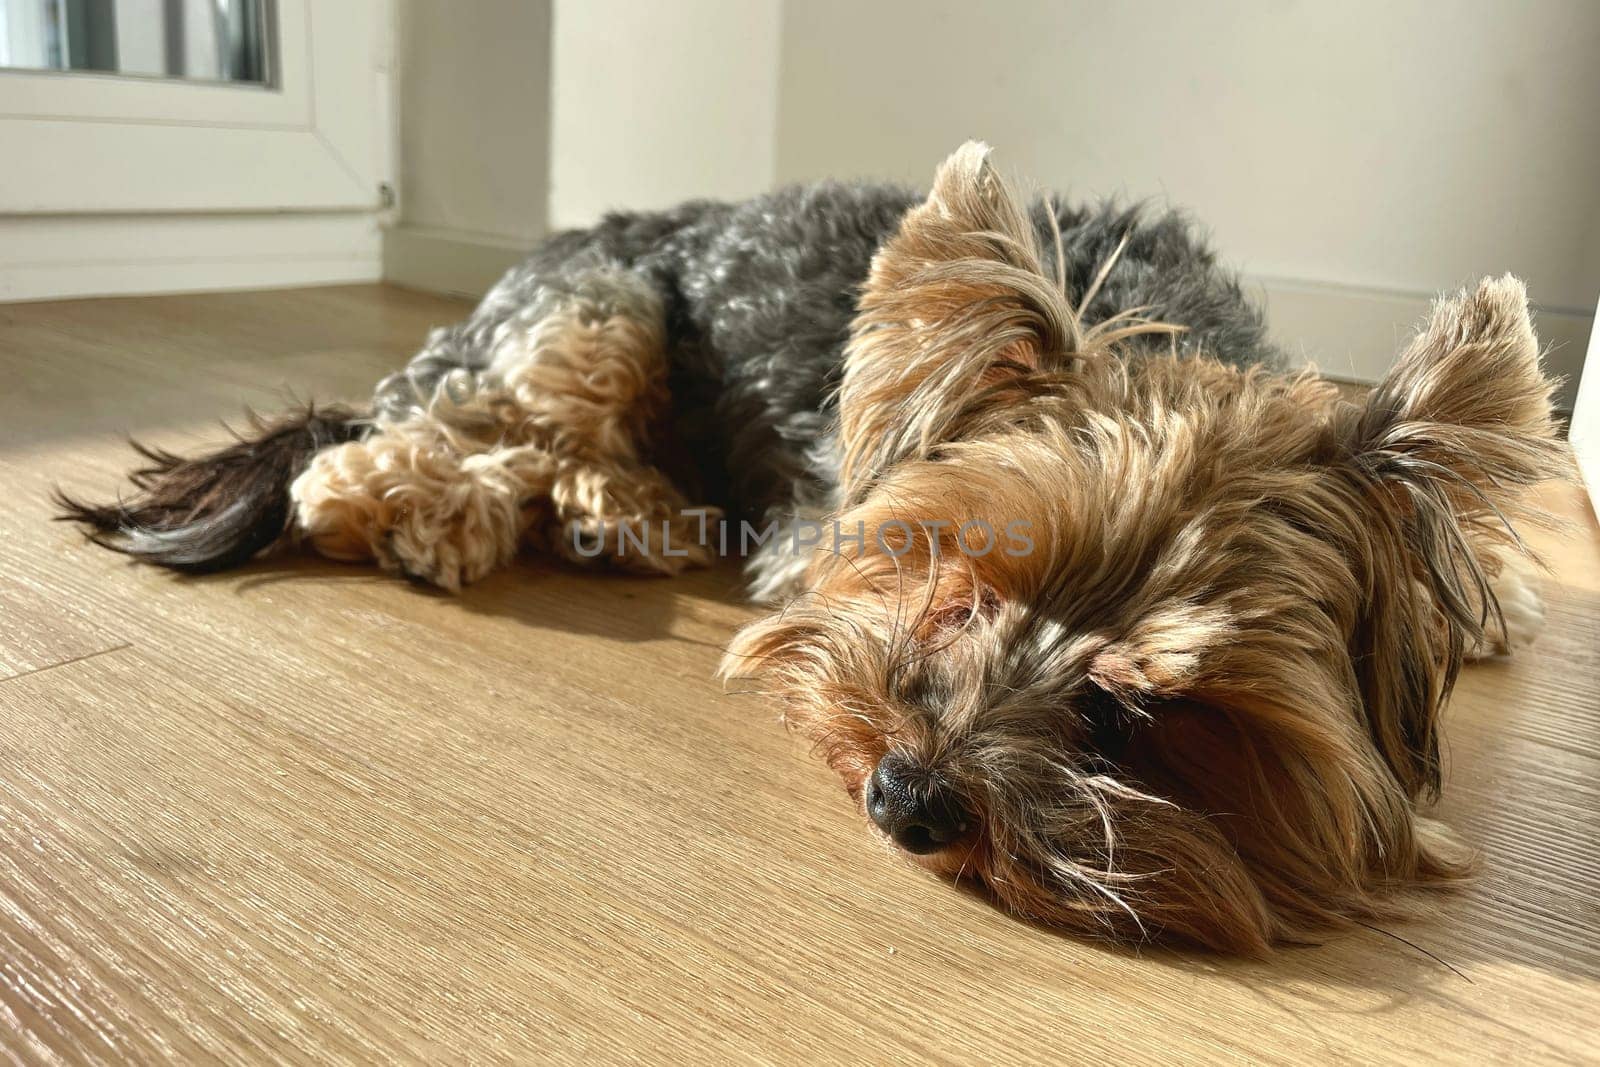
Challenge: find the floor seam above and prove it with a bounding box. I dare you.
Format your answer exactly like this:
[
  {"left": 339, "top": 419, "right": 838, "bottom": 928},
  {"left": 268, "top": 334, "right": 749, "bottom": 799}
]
[{"left": 0, "top": 642, "right": 134, "bottom": 686}]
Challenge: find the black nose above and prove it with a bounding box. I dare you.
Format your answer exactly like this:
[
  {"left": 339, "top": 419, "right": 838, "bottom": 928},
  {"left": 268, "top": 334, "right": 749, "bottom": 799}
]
[{"left": 865, "top": 754, "right": 970, "bottom": 854}]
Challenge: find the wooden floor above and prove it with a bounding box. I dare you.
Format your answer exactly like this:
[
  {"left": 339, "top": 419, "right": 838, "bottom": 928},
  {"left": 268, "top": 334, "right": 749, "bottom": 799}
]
[{"left": 1, "top": 285, "right": 1598, "bottom": 1065}]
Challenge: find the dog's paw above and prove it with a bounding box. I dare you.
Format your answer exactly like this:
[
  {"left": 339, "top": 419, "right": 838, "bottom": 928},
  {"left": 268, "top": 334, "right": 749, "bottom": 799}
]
[
  {"left": 537, "top": 461, "right": 719, "bottom": 576},
  {"left": 384, "top": 515, "right": 515, "bottom": 592},
  {"left": 382, "top": 465, "right": 534, "bottom": 593},
  {"left": 294, "top": 440, "right": 532, "bottom": 593},
  {"left": 1466, "top": 549, "right": 1545, "bottom": 659}
]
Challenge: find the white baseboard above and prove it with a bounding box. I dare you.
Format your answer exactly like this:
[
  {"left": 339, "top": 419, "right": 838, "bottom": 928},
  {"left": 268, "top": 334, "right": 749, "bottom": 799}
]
[
  {"left": 377, "top": 227, "right": 1593, "bottom": 413},
  {"left": 382, "top": 225, "right": 531, "bottom": 300},
  {"left": 0, "top": 212, "right": 383, "bottom": 303},
  {"left": 1255, "top": 275, "right": 1591, "bottom": 412}
]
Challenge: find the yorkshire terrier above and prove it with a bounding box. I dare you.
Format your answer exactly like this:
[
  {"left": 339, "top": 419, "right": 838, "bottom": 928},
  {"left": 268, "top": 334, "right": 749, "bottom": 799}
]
[{"left": 60, "top": 143, "right": 1566, "bottom": 953}]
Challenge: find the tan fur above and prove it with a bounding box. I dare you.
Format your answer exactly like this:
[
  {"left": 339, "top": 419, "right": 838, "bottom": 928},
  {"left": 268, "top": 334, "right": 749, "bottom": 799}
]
[
  {"left": 724, "top": 144, "right": 1568, "bottom": 953},
  {"left": 290, "top": 141, "right": 1567, "bottom": 953},
  {"left": 837, "top": 141, "right": 1181, "bottom": 502},
  {"left": 291, "top": 273, "right": 714, "bottom": 590}
]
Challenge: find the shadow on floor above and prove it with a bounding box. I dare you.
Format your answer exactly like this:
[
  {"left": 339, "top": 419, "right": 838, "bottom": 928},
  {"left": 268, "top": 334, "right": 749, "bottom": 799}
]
[{"left": 204, "top": 548, "right": 750, "bottom": 652}]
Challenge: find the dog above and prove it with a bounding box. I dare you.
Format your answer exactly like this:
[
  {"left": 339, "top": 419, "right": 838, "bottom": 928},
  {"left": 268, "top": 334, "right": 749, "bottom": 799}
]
[{"left": 60, "top": 143, "right": 1566, "bottom": 953}]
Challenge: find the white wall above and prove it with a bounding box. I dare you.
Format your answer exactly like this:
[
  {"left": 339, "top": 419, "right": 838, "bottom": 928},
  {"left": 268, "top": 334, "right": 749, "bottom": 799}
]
[
  {"left": 382, "top": 0, "right": 552, "bottom": 295},
  {"left": 386, "top": 0, "right": 1598, "bottom": 401},
  {"left": 386, "top": 0, "right": 782, "bottom": 294},
  {"left": 776, "top": 0, "right": 1600, "bottom": 391},
  {"left": 397, "top": 0, "right": 551, "bottom": 244},
  {"left": 547, "top": 0, "right": 780, "bottom": 228}
]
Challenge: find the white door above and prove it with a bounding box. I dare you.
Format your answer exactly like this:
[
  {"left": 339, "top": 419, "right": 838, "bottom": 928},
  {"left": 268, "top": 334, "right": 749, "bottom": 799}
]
[
  {"left": 1572, "top": 301, "right": 1600, "bottom": 519},
  {"left": 0, "top": 0, "right": 391, "bottom": 300}
]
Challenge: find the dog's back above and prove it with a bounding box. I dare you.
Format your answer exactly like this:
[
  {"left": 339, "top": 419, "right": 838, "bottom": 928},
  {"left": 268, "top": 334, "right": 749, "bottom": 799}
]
[{"left": 61, "top": 174, "right": 1277, "bottom": 577}]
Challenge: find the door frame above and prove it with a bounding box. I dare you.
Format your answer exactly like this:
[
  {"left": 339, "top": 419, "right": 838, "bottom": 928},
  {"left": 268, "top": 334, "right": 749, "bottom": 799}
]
[{"left": 0, "top": 0, "right": 384, "bottom": 214}]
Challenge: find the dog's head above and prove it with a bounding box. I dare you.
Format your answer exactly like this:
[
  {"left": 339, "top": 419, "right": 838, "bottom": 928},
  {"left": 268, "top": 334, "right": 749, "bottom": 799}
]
[{"left": 724, "top": 144, "right": 1564, "bottom": 952}]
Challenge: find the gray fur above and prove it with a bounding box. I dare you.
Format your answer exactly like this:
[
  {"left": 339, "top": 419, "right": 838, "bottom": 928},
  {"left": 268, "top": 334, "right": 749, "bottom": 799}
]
[{"left": 375, "top": 181, "right": 1280, "bottom": 585}]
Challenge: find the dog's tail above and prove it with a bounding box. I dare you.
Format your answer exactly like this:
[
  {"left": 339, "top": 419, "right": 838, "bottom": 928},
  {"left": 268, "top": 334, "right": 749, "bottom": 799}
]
[{"left": 54, "top": 404, "right": 366, "bottom": 574}]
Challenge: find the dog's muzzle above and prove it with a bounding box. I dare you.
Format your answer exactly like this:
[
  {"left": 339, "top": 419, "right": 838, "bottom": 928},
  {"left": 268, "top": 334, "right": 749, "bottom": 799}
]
[{"left": 865, "top": 753, "right": 970, "bottom": 855}]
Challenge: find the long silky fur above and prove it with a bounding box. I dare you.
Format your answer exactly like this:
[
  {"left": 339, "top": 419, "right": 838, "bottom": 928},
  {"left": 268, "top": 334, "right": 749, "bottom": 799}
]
[
  {"left": 725, "top": 146, "right": 1565, "bottom": 954},
  {"left": 55, "top": 405, "right": 365, "bottom": 573},
  {"left": 60, "top": 140, "right": 1566, "bottom": 956}
]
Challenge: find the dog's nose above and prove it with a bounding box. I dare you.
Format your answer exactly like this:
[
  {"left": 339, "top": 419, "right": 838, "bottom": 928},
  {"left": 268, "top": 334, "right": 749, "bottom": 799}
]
[{"left": 865, "top": 754, "right": 970, "bottom": 854}]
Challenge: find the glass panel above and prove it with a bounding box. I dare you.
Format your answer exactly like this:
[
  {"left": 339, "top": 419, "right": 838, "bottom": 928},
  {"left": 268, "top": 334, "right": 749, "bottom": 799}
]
[{"left": 0, "top": 0, "right": 274, "bottom": 85}]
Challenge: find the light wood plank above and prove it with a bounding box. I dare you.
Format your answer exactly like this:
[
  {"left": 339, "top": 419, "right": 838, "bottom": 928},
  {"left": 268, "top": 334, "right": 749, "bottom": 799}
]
[{"left": 0, "top": 285, "right": 1596, "bottom": 1065}]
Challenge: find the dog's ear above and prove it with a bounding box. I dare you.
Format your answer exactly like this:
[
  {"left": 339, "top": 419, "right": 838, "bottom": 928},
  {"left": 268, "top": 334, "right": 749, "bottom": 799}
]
[
  {"left": 1355, "top": 275, "right": 1559, "bottom": 486},
  {"left": 1343, "top": 275, "right": 1566, "bottom": 796},
  {"left": 836, "top": 142, "right": 1079, "bottom": 500},
  {"left": 1350, "top": 274, "right": 1563, "bottom": 562}
]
